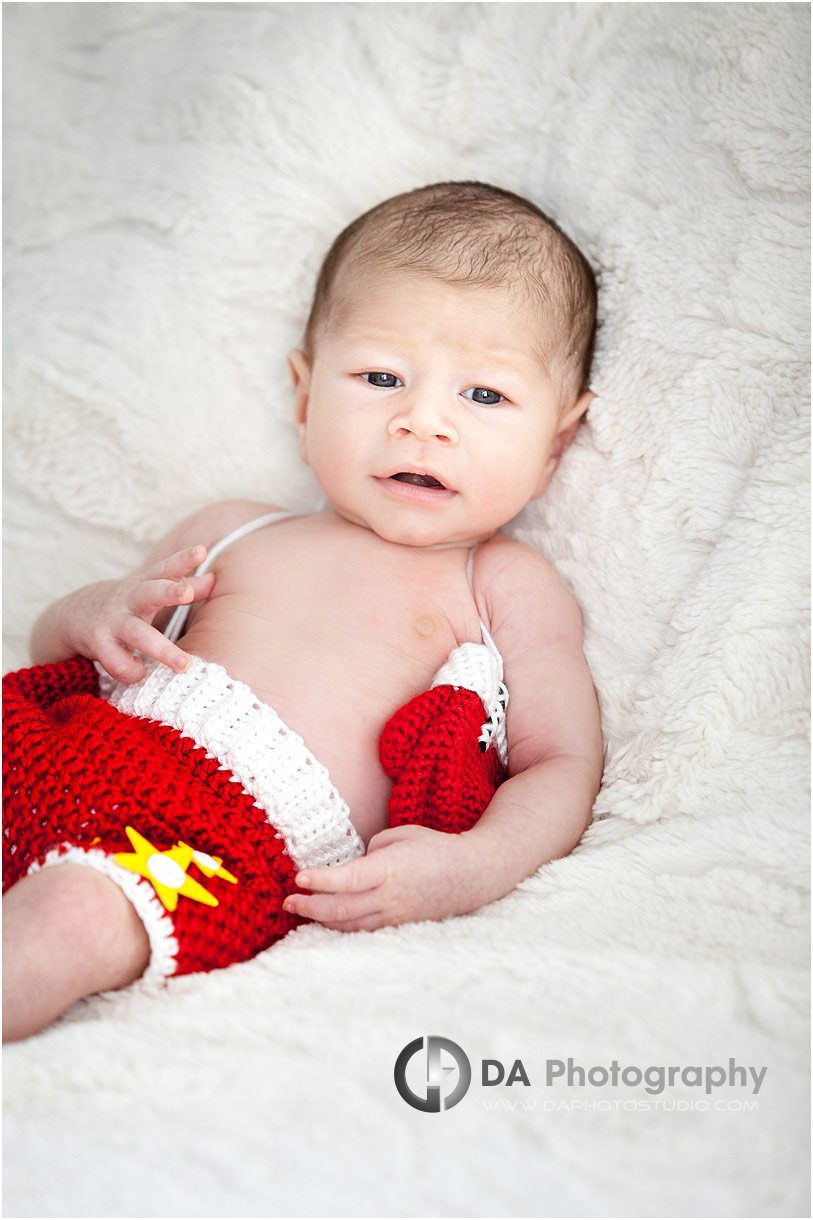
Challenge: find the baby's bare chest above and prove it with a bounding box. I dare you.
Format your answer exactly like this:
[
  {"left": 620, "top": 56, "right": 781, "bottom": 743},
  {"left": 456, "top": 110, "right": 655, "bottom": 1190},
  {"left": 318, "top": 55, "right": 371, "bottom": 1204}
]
[
  {"left": 176, "top": 524, "right": 485, "bottom": 840},
  {"left": 180, "top": 523, "right": 482, "bottom": 731},
  {"left": 174, "top": 519, "right": 498, "bottom": 844}
]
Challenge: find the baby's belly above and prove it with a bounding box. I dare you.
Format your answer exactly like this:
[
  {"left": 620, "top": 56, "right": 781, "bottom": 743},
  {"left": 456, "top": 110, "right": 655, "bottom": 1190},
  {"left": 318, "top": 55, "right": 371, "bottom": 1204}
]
[{"left": 178, "top": 620, "right": 445, "bottom": 846}]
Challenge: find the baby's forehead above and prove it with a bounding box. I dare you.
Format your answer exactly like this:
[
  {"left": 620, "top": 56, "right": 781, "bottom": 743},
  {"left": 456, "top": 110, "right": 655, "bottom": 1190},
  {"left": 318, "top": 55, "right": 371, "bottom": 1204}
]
[
  {"left": 321, "top": 268, "right": 554, "bottom": 368},
  {"left": 327, "top": 264, "right": 534, "bottom": 329}
]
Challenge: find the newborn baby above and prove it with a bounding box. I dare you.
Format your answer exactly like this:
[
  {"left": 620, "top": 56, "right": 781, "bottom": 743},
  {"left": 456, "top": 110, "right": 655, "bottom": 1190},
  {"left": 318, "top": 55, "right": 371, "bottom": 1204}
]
[{"left": 3, "top": 180, "right": 603, "bottom": 1041}]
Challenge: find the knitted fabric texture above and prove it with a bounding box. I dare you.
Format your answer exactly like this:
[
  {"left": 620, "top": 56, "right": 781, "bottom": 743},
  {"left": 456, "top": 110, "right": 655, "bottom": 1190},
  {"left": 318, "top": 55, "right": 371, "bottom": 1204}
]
[
  {"left": 2, "top": 658, "right": 302, "bottom": 978},
  {"left": 3, "top": 655, "right": 507, "bottom": 982},
  {"left": 380, "top": 685, "right": 507, "bottom": 832},
  {"left": 431, "top": 640, "right": 509, "bottom": 767},
  {"left": 98, "top": 656, "right": 365, "bottom": 871}
]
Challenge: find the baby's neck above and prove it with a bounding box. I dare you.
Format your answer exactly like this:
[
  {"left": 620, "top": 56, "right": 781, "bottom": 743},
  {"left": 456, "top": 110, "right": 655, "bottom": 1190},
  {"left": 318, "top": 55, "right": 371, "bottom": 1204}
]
[{"left": 325, "top": 505, "right": 499, "bottom": 552}]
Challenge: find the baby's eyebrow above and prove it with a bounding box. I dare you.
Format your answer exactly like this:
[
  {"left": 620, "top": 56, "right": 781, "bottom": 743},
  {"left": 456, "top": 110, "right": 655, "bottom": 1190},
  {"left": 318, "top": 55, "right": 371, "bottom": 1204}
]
[
  {"left": 458, "top": 349, "right": 525, "bottom": 370},
  {"left": 342, "top": 335, "right": 532, "bottom": 369},
  {"left": 340, "top": 328, "right": 415, "bottom": 347}
]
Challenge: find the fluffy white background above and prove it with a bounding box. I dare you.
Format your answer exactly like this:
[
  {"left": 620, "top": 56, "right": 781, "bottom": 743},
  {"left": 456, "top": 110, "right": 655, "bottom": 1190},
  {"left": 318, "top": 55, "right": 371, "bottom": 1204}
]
[{"left": 3, "top": 3, "right": 809, "bottom": 1217}]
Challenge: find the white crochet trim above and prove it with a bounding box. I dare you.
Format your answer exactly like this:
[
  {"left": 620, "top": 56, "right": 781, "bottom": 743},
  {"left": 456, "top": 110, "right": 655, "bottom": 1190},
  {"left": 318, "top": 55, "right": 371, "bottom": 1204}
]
[
  {"left": 431, "top": 641, "right": 509, "bottom": 768},
  {"left": 27, "top": 845, "right": 178, "bottom": 987},
  {"left": 97, "top": 658, "right": 365, "bottom": 870}
]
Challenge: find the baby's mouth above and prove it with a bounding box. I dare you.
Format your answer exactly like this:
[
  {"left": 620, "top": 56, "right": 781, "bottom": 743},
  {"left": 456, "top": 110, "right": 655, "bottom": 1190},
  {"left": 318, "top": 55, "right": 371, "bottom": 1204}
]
[{"left": 390, "top": 472, "right": 447, "bottom": 490}]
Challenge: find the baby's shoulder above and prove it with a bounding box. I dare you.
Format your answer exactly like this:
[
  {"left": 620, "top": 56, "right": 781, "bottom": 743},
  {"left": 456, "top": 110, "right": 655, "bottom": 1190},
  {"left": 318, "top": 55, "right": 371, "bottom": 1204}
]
[
  {"left": 146, "top": 499, "right": 283, "bottom": 566},
  {"left": 183, "top": 498, "right": 285, "bottom": 545},
  {"left": 474, "top": 534, "right": 583, "bottom": 637},
  {"left": 474, "top": 533, "right": 563, "bottom": 592}
]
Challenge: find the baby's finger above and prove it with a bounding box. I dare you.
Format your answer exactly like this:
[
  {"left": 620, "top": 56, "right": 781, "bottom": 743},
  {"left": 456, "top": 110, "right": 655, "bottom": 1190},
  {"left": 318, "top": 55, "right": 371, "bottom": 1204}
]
[
  {"left": 121, "top": 618, "right": 193, "bottom": 674},
  {"left": 147, "top": 545, "right": 208, "bottom": 582},
  {"left": 304, "top": 912, "right": 386, "bottom": 934},
  {"left": 283, "top": 889, "right": 380, "bottom": 927},
  {"left": 127, "top": 578, "right": 198, "bottom": 616},
  {"left": 294, "top": 856, "right": 387, "bottom": 894},
  {"left": 185, "top": 571, "right": 217, "bottom": 599},
  {"left": 96, "top": 642, "right": 146, "bottom": 684}
]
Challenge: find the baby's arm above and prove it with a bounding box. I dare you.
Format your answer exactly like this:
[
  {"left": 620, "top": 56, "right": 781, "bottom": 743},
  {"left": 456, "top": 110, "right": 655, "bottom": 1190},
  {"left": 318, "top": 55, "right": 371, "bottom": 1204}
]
[
  {"left": 285, "top": 539, "right": 603, "bottom": 930},
  {"left": 449, "top": 538, "right": 604, "bottom": 897},
  {"left": 30, "top": 499, "right": 279, "bottom": 681}
]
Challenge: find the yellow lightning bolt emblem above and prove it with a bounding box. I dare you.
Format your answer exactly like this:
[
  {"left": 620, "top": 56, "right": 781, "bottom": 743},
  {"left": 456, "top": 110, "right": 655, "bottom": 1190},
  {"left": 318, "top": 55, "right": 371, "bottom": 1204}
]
[
  {"left": 182, "top": 845, "right": 238, "bottom": 885},
  {"left": 114, "top": 826, "right": 229, "bottom": 912}
]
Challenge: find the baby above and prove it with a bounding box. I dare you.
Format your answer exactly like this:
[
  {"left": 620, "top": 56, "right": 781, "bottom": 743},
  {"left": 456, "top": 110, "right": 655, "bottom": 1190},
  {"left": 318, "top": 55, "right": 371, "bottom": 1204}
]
[{"left": 3, "top": 181, "right": 603, "bottom": 1042}]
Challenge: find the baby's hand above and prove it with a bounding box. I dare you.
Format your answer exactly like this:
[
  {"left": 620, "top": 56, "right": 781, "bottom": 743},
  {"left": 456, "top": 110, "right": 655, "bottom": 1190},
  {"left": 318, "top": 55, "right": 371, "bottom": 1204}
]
[
  {"left": 59, "top": 545, "right": 216, "bottom": 682},
  {"left": 283, "top": 823, "right": 490, "bottom": 932}
]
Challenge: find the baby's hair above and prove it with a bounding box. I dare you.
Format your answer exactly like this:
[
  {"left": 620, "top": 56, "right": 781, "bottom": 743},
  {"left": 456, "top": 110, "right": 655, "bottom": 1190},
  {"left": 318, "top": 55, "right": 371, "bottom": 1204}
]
[{"left": 302, "top": 180, "right": 597, "bottom": 401}]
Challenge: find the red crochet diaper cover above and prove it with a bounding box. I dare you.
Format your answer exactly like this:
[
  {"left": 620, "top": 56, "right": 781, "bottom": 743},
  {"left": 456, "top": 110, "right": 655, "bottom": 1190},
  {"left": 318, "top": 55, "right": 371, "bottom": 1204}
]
[{"left": 3, "top": 652, "right": 507, "bottom": 984}]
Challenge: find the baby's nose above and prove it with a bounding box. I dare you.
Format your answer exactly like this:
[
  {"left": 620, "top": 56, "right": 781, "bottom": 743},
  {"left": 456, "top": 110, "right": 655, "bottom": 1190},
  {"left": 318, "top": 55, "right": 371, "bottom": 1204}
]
[{"left": 388, "top": 398, "right": 459, "bottom": 445}]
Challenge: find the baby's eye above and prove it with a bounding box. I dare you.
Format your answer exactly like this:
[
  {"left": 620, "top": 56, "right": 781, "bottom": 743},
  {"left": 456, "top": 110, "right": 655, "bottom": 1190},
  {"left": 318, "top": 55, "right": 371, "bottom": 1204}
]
[
  {"left": 463, "top": 386, "right": 506, "bottom": 406},
  {"left": 360, "top": 372, "right": 402, "bottom": 389}
]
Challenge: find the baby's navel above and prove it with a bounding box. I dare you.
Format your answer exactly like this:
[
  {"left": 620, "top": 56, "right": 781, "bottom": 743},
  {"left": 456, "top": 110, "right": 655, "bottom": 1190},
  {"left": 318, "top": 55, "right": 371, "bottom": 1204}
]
[{"left": 413, "top": 614, "right": 437, "bottom": 640}]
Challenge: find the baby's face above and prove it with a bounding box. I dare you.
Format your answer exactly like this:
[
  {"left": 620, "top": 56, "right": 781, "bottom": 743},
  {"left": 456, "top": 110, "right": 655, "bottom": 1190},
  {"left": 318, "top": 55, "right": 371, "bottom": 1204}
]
[{"left": 289, "top": 271, "right": 591, "bottom": 549}]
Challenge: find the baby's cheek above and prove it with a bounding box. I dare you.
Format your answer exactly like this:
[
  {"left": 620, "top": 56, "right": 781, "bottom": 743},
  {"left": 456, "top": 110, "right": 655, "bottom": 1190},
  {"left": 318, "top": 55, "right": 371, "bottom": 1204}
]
[
  {"left": 310, "top": 424, "right": 358, "bottom": 475},
  {"left": 477, "top": 479, "right": 524, "bottom": 519},
  {"left": 303, "top": 437, "right": 345, "bottom": 495}
]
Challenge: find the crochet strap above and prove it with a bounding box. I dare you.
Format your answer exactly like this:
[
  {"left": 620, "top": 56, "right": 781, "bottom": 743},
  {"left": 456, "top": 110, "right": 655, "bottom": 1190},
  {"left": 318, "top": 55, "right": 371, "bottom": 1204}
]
[{"left": 163, "top": 510, "right": 300, "bottom": 643}]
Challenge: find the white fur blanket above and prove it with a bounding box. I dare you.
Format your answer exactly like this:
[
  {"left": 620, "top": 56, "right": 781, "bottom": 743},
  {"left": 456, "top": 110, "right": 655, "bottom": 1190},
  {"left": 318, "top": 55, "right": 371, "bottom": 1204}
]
[{"left": 3, "top": 4, "right": 809, "bottom": 1216}]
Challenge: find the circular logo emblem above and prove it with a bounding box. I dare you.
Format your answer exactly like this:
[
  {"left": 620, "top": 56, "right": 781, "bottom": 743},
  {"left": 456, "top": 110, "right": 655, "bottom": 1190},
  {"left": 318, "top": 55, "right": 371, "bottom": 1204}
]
[{"left": 394, "top": 1036, "right": 472, "bottom": 1112}]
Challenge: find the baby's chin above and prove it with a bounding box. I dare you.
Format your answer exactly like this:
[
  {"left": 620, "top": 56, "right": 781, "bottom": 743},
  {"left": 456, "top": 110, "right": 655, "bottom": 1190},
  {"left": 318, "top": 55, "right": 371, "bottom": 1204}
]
[{"left": 330, "top": 505, "right": 500, "bottom": 550}]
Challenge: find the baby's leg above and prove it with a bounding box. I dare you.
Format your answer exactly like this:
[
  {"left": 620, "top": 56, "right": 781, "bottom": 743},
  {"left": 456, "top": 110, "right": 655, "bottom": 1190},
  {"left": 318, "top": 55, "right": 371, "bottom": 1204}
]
[{"left": 2, "top": 864, "right": 150, "bottom": 1043}]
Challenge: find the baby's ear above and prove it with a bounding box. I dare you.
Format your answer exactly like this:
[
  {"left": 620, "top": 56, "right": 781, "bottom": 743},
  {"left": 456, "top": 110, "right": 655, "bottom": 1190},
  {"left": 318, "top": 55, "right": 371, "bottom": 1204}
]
[
  {"left": 554, "top": 389, "right": 593, "bottom": 454},
  {"left": 287, "top": 349, "right": 311, "bottom": 462},
  {"left": 559, "top": 389, "right": 594, "bottom": 440},
  {"left": 532, "top": 390, "right": 595, "bottom": 499}
]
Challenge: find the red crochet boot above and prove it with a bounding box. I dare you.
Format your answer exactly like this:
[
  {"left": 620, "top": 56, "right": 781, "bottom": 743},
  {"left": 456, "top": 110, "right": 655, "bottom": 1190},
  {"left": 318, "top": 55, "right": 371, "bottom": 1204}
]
[{"left": 380, "top": 684, "right": 508, "bottom": 834}]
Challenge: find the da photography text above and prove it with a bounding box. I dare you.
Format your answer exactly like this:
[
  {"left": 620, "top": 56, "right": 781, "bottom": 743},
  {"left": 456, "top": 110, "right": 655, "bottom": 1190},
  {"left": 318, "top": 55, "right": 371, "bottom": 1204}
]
[{"left": 394, "top": 1036, "right": 768, "bottom": 1113}]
